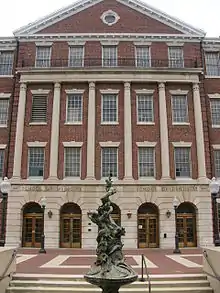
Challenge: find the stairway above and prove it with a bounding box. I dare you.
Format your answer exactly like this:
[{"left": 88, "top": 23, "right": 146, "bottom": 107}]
[{"left": 7, "top": 273, "right": 213, "bottom": 293}]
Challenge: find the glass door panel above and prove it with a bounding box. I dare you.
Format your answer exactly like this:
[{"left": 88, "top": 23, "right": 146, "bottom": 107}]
[
  {"left": 71, "top": 218, "right": 81, "bottom": 248},
  {"left": 23, "top": 215, "right": 42, "bottom": 247},
  {"left": 34, "top": 217, "right": 43, "bottom": 247},
  {"left": 61, "top": 215, "right": 81, "bottom": 248},
  {"left": 138, "top": 218, "right": 147, "bottom": 248},
  {"left": 176, "top": 217, "right": 185, "bottom": 247},
  {"left": 148, "top": 217, "right": 158, "bottom": 248}
]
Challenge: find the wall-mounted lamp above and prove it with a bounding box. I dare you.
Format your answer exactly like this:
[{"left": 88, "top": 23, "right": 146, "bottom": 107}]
[
  {"left": 166, "top": 210, "right": 171, "bottom": 218},
  {"left": 127, "top": 210, "right": 132, "bottom": 219},
  {"left": 48, "top": 210, "right": 53, "bottom": 218}
]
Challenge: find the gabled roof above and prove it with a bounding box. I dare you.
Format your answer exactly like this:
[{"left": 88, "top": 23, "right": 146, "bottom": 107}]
[{"left": 13, "top": 0, "right": 206, "bottom": 37}]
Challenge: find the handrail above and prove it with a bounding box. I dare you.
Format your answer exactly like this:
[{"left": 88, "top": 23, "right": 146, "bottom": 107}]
[
  {"left": 0, "top": 249, "right": 17, "bottom": 282},
  {"left": 203, "top": 250, "right": 220, "bottom": 281},
  {"left": 140, "top": 254, "right": 151, "bottom": 293}
]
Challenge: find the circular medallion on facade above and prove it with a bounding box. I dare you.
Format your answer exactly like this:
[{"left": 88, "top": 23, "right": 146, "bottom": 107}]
[{"left": 101, "top": 10, "right": 120, "bottom": 26}]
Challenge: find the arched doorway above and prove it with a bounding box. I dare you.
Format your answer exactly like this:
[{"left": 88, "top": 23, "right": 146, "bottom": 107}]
[
  {"left": 176, "top": 202, "right": 197, "bottom": 247},
  {"left": 111, "top": 203, "right": 121, "bottom": 226},
  {"left": 60, "top": 203, "right": 82, "bottom": 248},
  {"left": 138, "top": 203, "right": 159, "bottom": 248},
  {"left": 22, "top": 202, "right": 43, "bottom": 248}
]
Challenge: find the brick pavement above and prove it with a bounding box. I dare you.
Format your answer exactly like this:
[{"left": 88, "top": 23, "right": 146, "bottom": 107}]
[{"left": 15, "top": 248, "right": 203, "bottom": 275}]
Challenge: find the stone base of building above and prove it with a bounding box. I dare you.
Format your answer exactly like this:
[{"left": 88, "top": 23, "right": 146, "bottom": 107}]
[{"left": 5, "top": 180, "right": 214, "bottom": 249}]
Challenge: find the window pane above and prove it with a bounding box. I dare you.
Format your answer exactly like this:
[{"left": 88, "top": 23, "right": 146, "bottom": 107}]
[
  {"left": 103, "top": 46, "right": 117, "bottom": 67},
  {"left": 35, "top": 47, "right": 51, "bottom": 67},
  {"left": 69, "top": 46, "right": 84, "bottom": 67},
  {"left": 31, "top": 96, "right": 47, "bottom": 123},
  {"left": 210, "top": 99, "right": 220, "bottom": 126},
  {"left": 214, "top": 150, "right": 220, "bottom": 178},
  {"left": 102, "top": 94, "right": 117, "bottom": 123},
  {"left": 138, "top": 147, "right": 155, "bottom": 177},
  {"left": 64, "top": 147, "right": 81, "bottom": 177},
  {"left": 0, "top": 52, "right": 13, "bottom": 75},
  {"left": 0, "top": 99, "right": 9, "bottom": 125},
  {"left": 175, "top": 147, "right": 191, "bottom": 177},
  {"left": 136, "top": 47, "right": 150, "bottom": 67},
  {"left": 137, "top": 94, "right": 154, "bottom": 122},
  {"left": 169, "top": 47, "right": 184, "bottom": 68},
  {"left": 0, "top": 150, "right": 4, "bottom": 178},
  {"left": 28, "top": 147, "right": 44, "bottom": 177},
  {"left": 172, "top": 95, "right": 188, "bottom": 123},
  {"left": 205, "top": 53, "right": 220, "bottom": 76},
  {"left": 102, "top": 147, "right": 118, "bottom": 177},
  {"left": 67, "top": 94, "right": 83, "bottom": 123}
]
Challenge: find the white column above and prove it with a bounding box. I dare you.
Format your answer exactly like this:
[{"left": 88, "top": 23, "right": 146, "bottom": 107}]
[
  {"left": 12, "top": 83, "right": 27, "bottom": 179},
  {"left": 124, "top": 82, "right": 133, "bottom": 180},
  {"left": 193, "top": 83, "right": 206, "bottom": 180},
  {"left": 158, "top": 83, "right": 170, "bottom": 179},
  {"left": 49, "top": 82, "right": 61, "bottom": 179},
  {"left": 86, "top": 82, "right": 96, "bottom": 179}
]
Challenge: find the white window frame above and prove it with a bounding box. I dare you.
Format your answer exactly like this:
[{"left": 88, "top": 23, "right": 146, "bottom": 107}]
[
  {"left": 68, "top": 43, "right": 85, "bottom": 68},
  {"left": 63, "top": 142, "right": 83, "bottom": 179},
  {"left": 168, "top": 46, "right": 184, "bottom": 68},
  {"left": 135, "top": 45, "right": 151, "bottom": 68},
  {"left": 135, "top": 89, "right": 154, "bottom": 124},
  {"left": 0, "top": 93, "right": 10, "bottom": 127},
  {"left": 65, "top": 89, "right": 84, "bottom": 125},
  {"left": 172, "top": 142, "right": 192, "bottom": 179},
  {"left": 27, "top": 142, "right": 47, "bottom": 180},
  {"left": 213, "top": 145, "right": 220, "bottom": 179},
  {"left": 136, "top": 142, "right": 157, "bottom": 179},
  {"left": 170, "top": 90, "right": 189, "bottom": 125},
  {"left": 204, "top": 51, "right": 220, "bottom": 77},
  {"left": 0, "top": 51, "right": 14, "bottom": 76},
  {"left": 101, "top": 90, "right": 119, "bottom": 125},
  {"left": 209, "top": 94, "right": 220, "bottom": 128},
  {"left": 0, "top": 144, "right": 6, "bottom": 179},
  {"left": 35, "top": 44, "right": 52, "bottom": 68},
  {"left": 102, "top": 45, "right": 118, "bottom": 67},
  {"left": 100, "top": 143, "right": 119, "bottom": 179}
]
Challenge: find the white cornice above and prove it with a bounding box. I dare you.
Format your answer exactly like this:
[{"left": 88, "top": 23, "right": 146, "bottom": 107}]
[
  {"left": 0, "top": 37, "right": 16, "bottom": 51},
  {"left": 0, "top": 144, "right": 7, "bottom": 149},
  {"left": 208, "top": 93, "right": 220, "bottom": 99},
  {"left": 99, "top": 141, "right": 120, "bottom": 147},
  {"left": 27, "top": 141, "right": 47, "bottom": 147},
  {"left": 13, "top": 0, "right": 205, "bottom": 37},
  {"left": 100, "top": 89, "right": 120, "bottom": 94},
  {"left": 212, "top": 144, "right": 220, "bottom": 150},
  {"left": 31, "top": 89, "right": 50, "bottom": 95},
  {"left": 65, "top": 89, "right": 85, "bottom": 94},
  {"left": 63, "top": 141, "right": 83, "bottom": 147},
  {"left": 169, "top": 89, "right": 189, "bottom": 95},
  {"left": 172, "top": 141, "right": 192, "bottom": 147},
  {"left": 0, "top": 93, "right": 11, "bottom": 99},
  {"left": 136, "top": 141, "right": 157, "bottom": 147},
  {"left": 135, "top": 89, "right": 154, "bottom": 94}
]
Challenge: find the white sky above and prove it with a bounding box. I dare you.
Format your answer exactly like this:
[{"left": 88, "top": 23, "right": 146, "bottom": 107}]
[{"left": 0, "top": 0, "right": 219, "bottom": 37}]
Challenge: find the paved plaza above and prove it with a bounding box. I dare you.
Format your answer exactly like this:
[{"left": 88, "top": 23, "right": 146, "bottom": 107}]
[{"left": 15, "top": 248, "right": 203, "bottom": 276}]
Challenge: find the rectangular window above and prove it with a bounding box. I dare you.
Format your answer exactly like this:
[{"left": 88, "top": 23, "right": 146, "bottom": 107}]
[
  {"left": 35, "top": 46, "right": 51, "bottom": 67},
  {"left": 28, "top": 147, "right": 45, "bottom": 177},
  {"left": 69, "top": 46, "right": 84, "bottom": 67},
  {"left": 0, "top": 52, "right": 13, "bottom": 75},
  {"left": 169, "top": 47, "right": 184, "bottom": 68},
  {"left": 136, "top": 46, "right": 151, "bottom": 68},
  {"left": 210, "top": 99, "right": 220, "bottom": 126},
  {"left": 66, "top": 94, "right": 83, "bottom": 123},
  {"left": 0, "top": 149, "right": 4, "bottom": 178},
  {"left": 101, "top": 94, "right": 118, "bottom": 123},
  {"left": 138, "top": 147, "right": 155, "bottom": 177},
  {"left": 205, "top": 52, "right": 220, "bottom": 76},
  {"left": 64, "top": 147, "right": 81, "bottom": 177},
  {"left": 0, "top": 99, "right": 9, "bottom": 125},
  {"left": 172, "top": 95, "right": 188, "bottom": 123},
  {"left": 31, "top": 96, "right": 47, "bottom": 123},
  {"left": 101, "top": 147, "right": 118, "bottom": 177},
  {"left": 137, "top": 94, "right": 154, "bottom": 123},
  {"left": 174, "top": 147, "right": 191, "bottom": 178},
  {"left": 214, "top": 150, "right": 220, "bottom": 178},
  {"left": 102, "top": 46, "right": 117, "bottom": 67}
]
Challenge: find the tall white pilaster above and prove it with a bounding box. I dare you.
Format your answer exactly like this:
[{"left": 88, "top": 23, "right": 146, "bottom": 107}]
[
  {"left": 49, "top": 82, "right": 61, "bottom": 179},
  {"left": 124, "top": 82, "right": 133, "bottom": 180},
  {"left": 158, "top": 83, "right": 170, "bottom": 179},
  {"left": 193, "top": 83, "right": 206, "bottom": 180},
  {"left": 86, "top": 82, "right": 96, "bottom": 179},
  {"left": 13, "top": 83, "right": 27, "bottom": 179}
]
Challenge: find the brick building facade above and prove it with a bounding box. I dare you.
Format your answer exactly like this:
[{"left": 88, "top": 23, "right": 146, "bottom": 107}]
[{"left": 0, "top": 0, "right": 220, "bottom": 249}]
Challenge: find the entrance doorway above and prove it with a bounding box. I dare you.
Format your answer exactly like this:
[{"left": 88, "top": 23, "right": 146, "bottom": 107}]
[
  {"left": 176, "top": 202, "right": 197, "bottom": 247},
  {"left": 60, "top": 203, "right": 81, "bottom": 248},
  {"left": 111, "top": 203, "right": 121, "bottom": 226},
  {"left": 22, "top": 202, "right": 43, "bottom": 248},
  {"left": 138, "top": 203, "right": 159, "bottom": 248}
]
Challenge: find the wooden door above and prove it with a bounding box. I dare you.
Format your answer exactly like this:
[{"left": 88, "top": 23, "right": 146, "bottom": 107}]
[
  {"left": 177, "top": 214, "right": 196, "bottom": 247},
  {"left": 23, "top": 214, "right": 43, "bottom": 247},
  {"left": 138, "top": 214, "right": 159, "bottom": 248},
  {"left": 111, "top": 213, "right": 121, "bottom": 226},
  {"left": 60, "top": 214, "right": 81, "bottom": 248}
]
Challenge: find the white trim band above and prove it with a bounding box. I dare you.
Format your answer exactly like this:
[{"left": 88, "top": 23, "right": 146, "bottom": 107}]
[
  {"left": 99, "top": 141, "right": 120, "bottom": 147},
  {"left": 135, "top": 89, "right": 154, "bottom": 94},
  {"left": 68, "top": 41, "right": 86, "bottom": 46},
  {"left": 212, "top": 145, "right": 220, "bottom": 150},
  {"left": 65, "top": 89, "right": 85, "bottom": 94},
  {"left": 100, "top": 89, "right": 120, "bottom": 94},
  {"left": 27, "top": 141, "right": 47, "bottom": 147},
  {"left": 31, "top": 89, "right": 50, "bottom": 95},
  {"left": 134, "top": 41, "right": 152, "bottom": 46},
  {"left": 101, "top": 40, "right": 119, "bottom": 46},
  {"left": 62, "top": 141, "right": 83, "bottom": 147},
  {"left": 136, "top": 141, "right": 157, "bottom": 147},
  {"left": 0, "top": 93, "right": 11, "bottom": 99},
  {"left": 0, "top": 144, "right": 7, "bottom": 149},
  {"left": 208, "top": 93, "right": 220, "bottom": 99},
  {"left": 169, "top": 89, "right": 189, "bottom": 95},
  {"left": 172, "top": 141, "right": 192, "bottom": 147},
  {"left": 35, "top": 42, "right": 53, "bottom": 47},
  {"left": 166, "top": 42, "right": 184, "bottom": 47}
]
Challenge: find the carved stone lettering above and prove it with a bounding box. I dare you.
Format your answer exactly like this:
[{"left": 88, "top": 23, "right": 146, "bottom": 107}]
[
  {"left": 137, "top": 186, "right": 157, "bottom": 192},
  {"left": 14, "top": 185, "right": 82, "bottom": 192},
  {"left": 161, "top": 185, "right": 198, "bottom": 192}
]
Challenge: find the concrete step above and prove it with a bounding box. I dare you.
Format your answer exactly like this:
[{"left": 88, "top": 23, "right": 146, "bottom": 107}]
[
  {"left": 9, "top": 279, "right": 210, "bottom": 289},
  {"left": 6, "top": 286, "right": 213, "bottom": 293}
]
